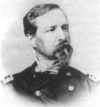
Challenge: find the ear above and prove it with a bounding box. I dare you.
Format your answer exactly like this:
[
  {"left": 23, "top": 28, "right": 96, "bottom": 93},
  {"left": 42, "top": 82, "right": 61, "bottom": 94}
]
[{"left": 26, "top": 34, "right": 36, "bottom": 48}]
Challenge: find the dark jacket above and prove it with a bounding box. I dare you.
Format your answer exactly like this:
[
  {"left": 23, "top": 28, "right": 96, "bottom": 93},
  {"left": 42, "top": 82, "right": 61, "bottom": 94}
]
[{"left": 1, "top": 62, "right": 98, "bottom": 105}]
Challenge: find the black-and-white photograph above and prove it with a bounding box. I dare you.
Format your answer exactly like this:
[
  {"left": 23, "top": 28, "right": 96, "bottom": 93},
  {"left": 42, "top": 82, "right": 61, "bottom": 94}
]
[{"left": 0, "top": 0, "right": 100, "bottom": 107}]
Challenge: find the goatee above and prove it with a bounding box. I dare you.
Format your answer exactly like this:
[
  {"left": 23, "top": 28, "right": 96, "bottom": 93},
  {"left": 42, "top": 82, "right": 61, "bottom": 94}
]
[{"left": 53, "top": 40, "right": 73, "bottom": 67}]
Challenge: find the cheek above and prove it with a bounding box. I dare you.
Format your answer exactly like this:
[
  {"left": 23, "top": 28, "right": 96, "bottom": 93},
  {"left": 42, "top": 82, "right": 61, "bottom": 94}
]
[
  {"left": 36, "top": 38, "right": 44, "bottom": 50},
  {"left": 36, "top": 37, "right": 52, "bottom": 51},
  {"left": 36, "top": 32, "right": 57, "bottom": 52},
  {"left": 44, "top": 37, "right": 56, "bottom": 50}
]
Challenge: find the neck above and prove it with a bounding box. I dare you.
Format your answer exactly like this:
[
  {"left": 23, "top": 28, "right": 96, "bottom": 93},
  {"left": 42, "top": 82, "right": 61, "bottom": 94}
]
[{"left": 36, "top": 53, "right": 58, "bottom": 69}]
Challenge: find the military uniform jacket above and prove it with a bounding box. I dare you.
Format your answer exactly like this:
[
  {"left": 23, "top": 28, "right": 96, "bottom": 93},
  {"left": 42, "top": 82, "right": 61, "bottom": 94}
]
[{"left": 1, "top": 62, "right": 98, "bottom": 105}]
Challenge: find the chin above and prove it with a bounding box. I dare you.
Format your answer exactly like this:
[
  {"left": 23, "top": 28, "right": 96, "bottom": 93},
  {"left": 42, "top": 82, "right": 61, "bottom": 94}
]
[
  {"left": 55, "top": 46, "right": 73, "bottom": 65},
  {"left": 55, "top": 52, "right": 69, "bottom": 66}
]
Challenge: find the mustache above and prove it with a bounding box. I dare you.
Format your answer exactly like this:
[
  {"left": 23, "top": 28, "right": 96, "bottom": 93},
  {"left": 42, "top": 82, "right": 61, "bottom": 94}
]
[
  {"left": 55, "top": 40, "right": 70, "bottom": 52},
  {"left": 59, "top": 40, "right": 68, "bottom": 45},
  {"left": 53, "top": 40, "right": 73, "bottom": 60}
]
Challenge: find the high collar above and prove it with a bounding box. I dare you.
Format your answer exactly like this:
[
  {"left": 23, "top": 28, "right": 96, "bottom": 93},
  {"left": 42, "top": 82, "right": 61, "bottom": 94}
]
[
  {"left": 35, "top": 58, "right": 60, "bottom": 74},
  {"left": 32, "top": 61, "right": 68, "bottom": 75}
]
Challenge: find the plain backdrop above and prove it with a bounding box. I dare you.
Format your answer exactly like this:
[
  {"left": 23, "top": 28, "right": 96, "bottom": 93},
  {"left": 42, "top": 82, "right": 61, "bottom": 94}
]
[{"left": 0, "top": 0, "right": 100, "bottom": 80}]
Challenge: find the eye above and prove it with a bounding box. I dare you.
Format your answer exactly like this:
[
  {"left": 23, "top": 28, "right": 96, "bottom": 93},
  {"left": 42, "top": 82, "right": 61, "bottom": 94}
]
[
  {"left": 46, "top": 27, "right": 56, "bottom": 32},
  {"left": 62, "top": 24, "right": 69, "bottom": 31}
]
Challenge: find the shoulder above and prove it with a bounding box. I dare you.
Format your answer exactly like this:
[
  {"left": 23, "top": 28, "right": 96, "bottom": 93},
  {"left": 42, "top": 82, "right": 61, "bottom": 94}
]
[
  {"left": 66, "top": 66, "right": 88, "bottom": 81},
  {"left": 1, "top": 66, "right": 32, "bottom": 85},
  {"left": 13, "top": 66, "right": 33, "bottom": 79},
  {"left": 13, "top": 62, "right": 37, "bottom": 80},
  {"left": 0, "top": 66, "right": 34, "bottom": 101},
  {"left": 66, "top": 66, "right": 99, "bottom": 92},
  {"left": 2, "top": 62, "right": 37, "bottom": 88}
]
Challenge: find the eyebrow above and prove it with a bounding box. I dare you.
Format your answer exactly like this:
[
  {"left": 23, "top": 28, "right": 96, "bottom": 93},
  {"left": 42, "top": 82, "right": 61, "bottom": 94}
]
[
  {"left": 62, "top": 23, "right": 69, "bottom": 27},
  {"left": 49, "top": 23, "right": 69, "bottom": 28},
  {"left": 43, "top": 23, "right": 69, "bottom": 31},
  {"left": 47, "top": 25, "right": 57, "bottom": 29}
]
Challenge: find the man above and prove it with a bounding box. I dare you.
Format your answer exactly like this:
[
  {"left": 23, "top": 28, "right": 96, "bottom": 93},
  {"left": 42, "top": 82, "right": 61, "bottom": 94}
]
[{"left": 1, "top": 3, "right": 99, "bottom": 105}]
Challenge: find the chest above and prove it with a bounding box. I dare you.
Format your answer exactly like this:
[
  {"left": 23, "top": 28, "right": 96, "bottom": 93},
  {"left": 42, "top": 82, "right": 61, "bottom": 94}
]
[{"left": 13, "top": 73, "right": 86, "bottom": 103}]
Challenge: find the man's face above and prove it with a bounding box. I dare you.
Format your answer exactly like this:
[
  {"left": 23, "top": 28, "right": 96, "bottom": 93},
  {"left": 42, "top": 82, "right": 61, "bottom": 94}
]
[{"left": 34, "top": 9, "right": 71, "bottom": 61}]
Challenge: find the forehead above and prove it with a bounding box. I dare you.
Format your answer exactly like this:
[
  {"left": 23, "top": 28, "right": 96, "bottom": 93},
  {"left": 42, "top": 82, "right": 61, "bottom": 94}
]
[{"left": 35, "top": 9, "right": 68, "bottom": 28}]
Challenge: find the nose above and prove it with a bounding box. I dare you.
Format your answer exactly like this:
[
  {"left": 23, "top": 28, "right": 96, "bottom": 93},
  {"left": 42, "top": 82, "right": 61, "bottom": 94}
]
[{"left": 57, "top": 28, "right": 66, "bottom": 42}]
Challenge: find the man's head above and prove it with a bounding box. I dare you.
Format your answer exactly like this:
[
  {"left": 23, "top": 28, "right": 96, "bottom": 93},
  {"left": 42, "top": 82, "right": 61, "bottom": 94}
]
[
  {"left": 23, "top": 4, "right": 59, "bottom": 36},
  {"left": 23, "top": 3, "right": 73, "bottom": 66}
]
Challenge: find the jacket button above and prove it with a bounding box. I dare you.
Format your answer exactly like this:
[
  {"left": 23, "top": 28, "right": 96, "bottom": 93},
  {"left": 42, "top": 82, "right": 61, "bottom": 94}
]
[
  {"left": 35, "top": 90, "right": 41, "bottom": 97},
  {"left": 66, "top": 72, "right": 71, "bottom": 76},
  {"left": 34, "top": 75, "right": 36, "bottom": 78},
  {"left": 68, "top": 85, "right": 74, "bottom": 91}
]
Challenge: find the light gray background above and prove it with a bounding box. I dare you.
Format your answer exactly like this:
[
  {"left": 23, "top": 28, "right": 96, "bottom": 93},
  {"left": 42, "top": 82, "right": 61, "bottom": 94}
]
[{"left": 0, "top": 0, "right": 100, "bottom": 80}]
